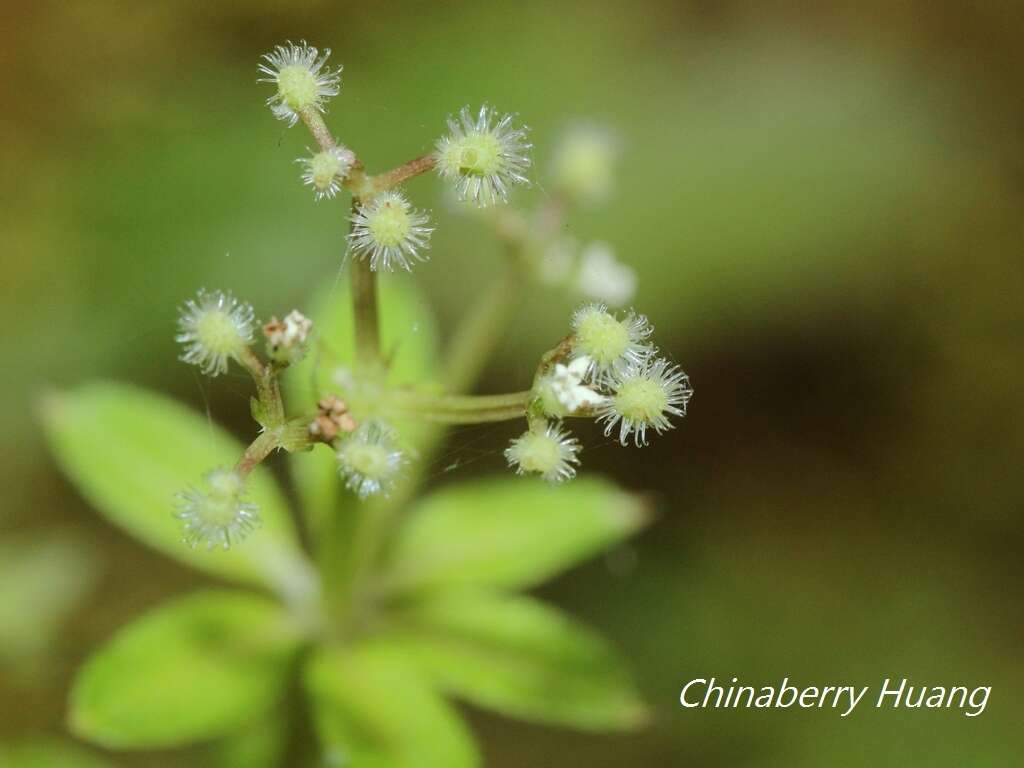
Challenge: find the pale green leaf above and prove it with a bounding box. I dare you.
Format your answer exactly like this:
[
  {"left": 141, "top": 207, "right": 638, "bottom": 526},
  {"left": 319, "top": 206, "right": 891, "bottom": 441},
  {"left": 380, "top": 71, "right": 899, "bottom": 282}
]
[
  {"left": 211, "top": 713, "right": 286, "bottom": 768},
  {"left": 304, "top": 643, "right": 479, "bottom": 768},
  {"left": 382, "top": 477, "right": 648, "bottom": 594},
  {"left": 289, "top": 441, "right": 343, "bottom": 542},
  {"left": 284, "top": 275, "right": 439, "bottom": 531},
  {"left": 0, "top": 741, "right": 114, "bottom": 768},
  {"left": 70, "top": 590, "right": 301, "bottom": 749},
  {"left": 382, "top": 591, "right": 647, "bottom": 730},
  {"left": 42, "top": 382, "right": 315, "bottom": 596},
  {"left": 0, "top": 532, "right": 98, "bottom": 665}
]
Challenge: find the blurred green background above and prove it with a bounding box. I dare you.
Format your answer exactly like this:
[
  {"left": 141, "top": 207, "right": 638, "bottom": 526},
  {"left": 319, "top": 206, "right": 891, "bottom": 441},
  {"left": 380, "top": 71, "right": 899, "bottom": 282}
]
[{"left": 3, "top": 0, "right": 1023, "bottom": 764}]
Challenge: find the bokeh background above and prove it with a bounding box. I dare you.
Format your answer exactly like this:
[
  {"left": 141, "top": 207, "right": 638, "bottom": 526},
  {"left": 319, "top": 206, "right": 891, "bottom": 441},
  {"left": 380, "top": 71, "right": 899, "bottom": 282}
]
[{"left": 3, "top": 0, "right": 1023, "bottom": 764}]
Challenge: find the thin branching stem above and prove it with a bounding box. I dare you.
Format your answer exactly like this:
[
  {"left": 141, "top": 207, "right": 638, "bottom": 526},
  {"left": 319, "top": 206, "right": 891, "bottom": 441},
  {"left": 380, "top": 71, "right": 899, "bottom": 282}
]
[
  {"left": 235, "top": 417, "right": 316, "bottom": 478},
  {"left": 350, "top": 253, "right": 381, "bottom": 368},
  {"left": 369, "top": 154, "right": 437, "bottom": 194},
  {"left": 239, "top": 346, "right": 286, "bottom": 426},
  {"left": 385, "top": 389, "right": 532, "bottom": 412}
]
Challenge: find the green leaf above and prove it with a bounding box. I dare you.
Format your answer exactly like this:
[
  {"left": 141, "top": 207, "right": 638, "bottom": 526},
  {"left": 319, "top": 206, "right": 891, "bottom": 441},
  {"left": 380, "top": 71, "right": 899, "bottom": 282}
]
[
  {"left": 70, "top": 590, "right": 301, "bottom": 750},
  {"left": 304, "top": 643, "right": 479, "bottom": 768},
  {"left": 42, "top": 381, "right": 315, "bottom": 595},
  {"left": 211, "top": 713, "right": 287, "bottom": 768},
  {"left": 0, "top": 741, "right": 114, "bottom": 768},
  {"left": 382, "top": 591, "right": 647, "bottom": 730},
  {"left": 284, "top": 275, "right": 439, "bottom": 531},
  {"left": 381, "top": 477, "right": 648, "bottom": 594},
  {"left": 0, "top": 532, "right": 99, "bottom": 665}
]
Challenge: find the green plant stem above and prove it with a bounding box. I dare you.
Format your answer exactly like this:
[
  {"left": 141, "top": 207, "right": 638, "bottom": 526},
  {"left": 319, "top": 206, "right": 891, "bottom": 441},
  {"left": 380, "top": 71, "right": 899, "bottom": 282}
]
[
  {"left": 349, "top": 206, "right": 381, "bottom": 369},
  {"left": 296, "top": 107, "right": 552, "bottom": 631},
  {"left": 235, "top": 418, "right": 316, "bottom": 478},
  {"left": 386, "top": 389, "right": 531, "bottom": 412},
  {"left": 235, "top": 430, "right": 280, "bottom": 477},
  {"left": 320, "top": 206, "right": 382, "bottom": 622},
  {"left": 368, "top": 154, "right": 437, "bottom": 194},
  {"left": 300, "top": 107, "right": 372, "bottom": 196},
  {"left": 442, "top": 261, "right": 528, "bottom": 392},
  {"left": 299, "top": 108, "right": 335, "bottom": 150},
  {"left": 383, "top": 389, "right": 531, "bottom": 424},
  {"left": 339, "top": 272, "right": 532, "bottom": 615},
  {"left": 299, "top": 108, "right": 433, "bottom": 201},
  {"left": 239, "top": 347, "right": 286, "bottom": 426},
  {"left": 393, "top": 405, "right": 528, "bottom": 424}
]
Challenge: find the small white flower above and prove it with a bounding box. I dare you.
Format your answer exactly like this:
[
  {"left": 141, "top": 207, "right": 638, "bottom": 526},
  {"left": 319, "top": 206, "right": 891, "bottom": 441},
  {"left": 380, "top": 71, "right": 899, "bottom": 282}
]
[
  {"left": 552, "top": 123, "right": 619, "bottom": 206},
  {"left": 264, "top": 311, "right": 311, "bottom": 350},
  {"left": 348, "top": 191, "right": 433, "bottom": 272},
  {"left": 175, "top": 468, "right": 261, "bottom": 550},
  {"left": 176, "top": 289, "right": 255, "bottom": 376},
  {"left": 504, "top": 423, "right": 581, "bottom": 484},
  {"left": 539, "top": 356, "right": 606, "bottom": 416},
  {"left": 571, "top": 303, "right": 653, "bottom": 380},
  {"left": 576, "top": 242, "right": 636, "bottom": 307},
  {"left": 599, "top": 358, "right": 693, "bottom": 447},
  {"left": 258, "top": 41, "right": 341, "bottom": 126},
  {"left": 298, "top": 146, "right": 355, "bottom": 200},
  {"left": 435, "top": 105, "right": 532, "bottom": 207},
  {"left": 336, "top": 422, "right": 406, "bottom": 499}
]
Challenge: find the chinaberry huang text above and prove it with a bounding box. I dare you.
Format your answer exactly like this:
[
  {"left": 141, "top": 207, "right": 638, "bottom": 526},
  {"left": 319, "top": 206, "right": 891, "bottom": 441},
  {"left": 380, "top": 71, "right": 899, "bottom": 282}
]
[{"left": 679, "top": 678, "right": 990, "bottom": 717}]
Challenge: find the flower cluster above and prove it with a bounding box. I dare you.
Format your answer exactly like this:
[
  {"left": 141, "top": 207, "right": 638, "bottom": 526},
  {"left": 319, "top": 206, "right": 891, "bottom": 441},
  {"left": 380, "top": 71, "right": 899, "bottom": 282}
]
[
  {"left": 259, "top": 43, "right": 534, "bottom": 274},
  {"left": 175, "top": 291, "right": 320, "bottom": 547},
  {"left": 507, "top": 304, "right": 692, "bottom": 483},
  {"left": 46, "top": 41, "right": 694, "bottom": 768},
  {"left": 167, "top": 41, "right": 694, "bottom": 509}
]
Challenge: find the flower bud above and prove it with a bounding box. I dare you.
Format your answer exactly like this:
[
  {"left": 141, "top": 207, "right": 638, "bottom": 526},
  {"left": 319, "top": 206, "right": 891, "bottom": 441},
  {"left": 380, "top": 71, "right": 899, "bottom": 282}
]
[
  {"left": 576, "top": 242, "right": 636, "bottom": 308},
  {"left": 175, "top": 468, "right": 261, "bottom": 550},
  {"left": 571, "top": 303, "right": 652, "bottom": 379},
  {"left": 176, "top": 289, "right": 255, "bottom": 377},
  {"left": 309, "top": 395, "right": 358, "bottom": 441},
  {"left": 435, "top": 105, "right": 532, "bottom": 207},
  {"left": 264, "top": 309, "right": 312, "bottom": 364},
  {"left": 336, "top": 422, "right": 406, "bottom": 498},
  {"left": 552, "top": 124, "right": 618, "bottom": 206},
  {"left": 600, "top": 358, "right": 693, "bottom": 446},
  {"left": 349, "top": 191, "right": 433, "bottom": 272},
  {"left": 299, "top": 146, "right": 355, "bottom": 200},
  {"left": 504, "top": 424, "right": 581, "bottom": 484},
  {"left": 258, "top": 41, "right": 341, "bottom": 126}
]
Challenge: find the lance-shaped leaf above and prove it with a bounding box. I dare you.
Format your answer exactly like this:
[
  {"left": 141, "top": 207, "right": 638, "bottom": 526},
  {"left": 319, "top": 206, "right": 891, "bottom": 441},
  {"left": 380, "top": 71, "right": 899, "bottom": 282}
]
[
  {"left": 70, "top": 590, "right": 301, "bottom": 749},
  {"left": 211, "top": 712, "right": 287, "bottom": 768},
  {"left": 0, "top": 741, "right": 114, "bottom": 768},
  {"left": 304, "top": 642, "right": 479, "bottom": 768},
  {"left": 381, "top": 477, "right": 648, "bottom": 595},
  {"left": 42, "top": 382, "right": 315, "bottom": 597},
  {"left": 283, "top": 275, "right": 439, "bottom": 531},
  {"left": 382, "top": 591, "right": 647, "bottom": 730}
]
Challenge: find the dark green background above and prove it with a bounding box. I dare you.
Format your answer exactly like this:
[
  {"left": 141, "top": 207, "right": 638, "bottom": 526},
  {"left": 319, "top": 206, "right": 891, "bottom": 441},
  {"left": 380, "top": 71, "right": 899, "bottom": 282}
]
[{"left": 3, "top": 1, "right": 1022, "bottom": 764}]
